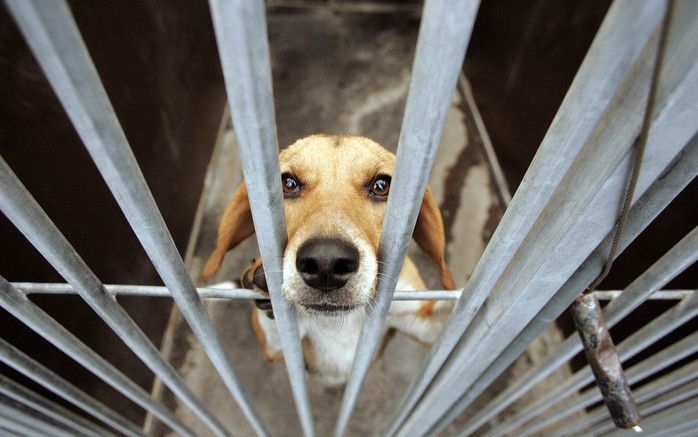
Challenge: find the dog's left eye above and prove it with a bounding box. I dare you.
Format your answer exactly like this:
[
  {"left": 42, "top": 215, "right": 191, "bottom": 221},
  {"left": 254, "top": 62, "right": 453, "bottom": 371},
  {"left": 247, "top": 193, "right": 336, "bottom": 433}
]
[
  {"left": 369, "top": 175, "right": 391, "bottom": 200},
  {"left": 282, "top": 173, "right": 301, "bottom": 197}
]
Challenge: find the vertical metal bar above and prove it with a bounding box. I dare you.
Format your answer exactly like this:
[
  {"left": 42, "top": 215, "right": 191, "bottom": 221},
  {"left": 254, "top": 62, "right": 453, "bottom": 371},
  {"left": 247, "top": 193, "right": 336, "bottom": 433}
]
[
  {"left": 0, "top": 154, "right": 228, "bottom": 437},
  {"left": 0, "top": 396, "right": 75, "bottom": 437},
  {"left": 2, "top": 1, "right": 267, "bottom": 435},
  {"left": 560, "top": 362, "right": 698, "bottom": 437},
  {"left": 394, "top": 1, "right": 698, "bottom": 433},
  {"left": 0, "top": 277, "right": 193, "bottom": 437},
  {"left": 0, "top": 374, "right": 113, "bottom": 437},
  {"left": 386, "top": 1, "right": 668, "bottom": 432},
  {"left": 0, "top": 338, "right": 144, "bottom": 437},
  {"left": 333, "top": 1, "right": 480, "bottom": 435},
  {"left": 485, "top": 290, "right": 698, "bottom": 437},
  {"left": 206, "top": 1, "right": 313, "bottom": 435},
  {"left": 452, "top": 211, "right": 698, "bottom": 436},
  {"left": 512, "top": 330, "right": 698, "bottom": 437}
]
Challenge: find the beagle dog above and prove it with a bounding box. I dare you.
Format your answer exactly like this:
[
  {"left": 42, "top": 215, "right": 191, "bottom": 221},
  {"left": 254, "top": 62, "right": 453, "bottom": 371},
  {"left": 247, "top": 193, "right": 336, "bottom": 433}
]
[{"left": 202, "top": 134, "right": 455, "bottom": 386}]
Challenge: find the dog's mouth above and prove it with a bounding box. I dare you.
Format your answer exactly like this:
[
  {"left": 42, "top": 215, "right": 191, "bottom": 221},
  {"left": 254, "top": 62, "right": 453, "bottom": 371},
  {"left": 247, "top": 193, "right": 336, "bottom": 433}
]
[{"left": 300, "top": 303, "right": 358, "bottom": 315}]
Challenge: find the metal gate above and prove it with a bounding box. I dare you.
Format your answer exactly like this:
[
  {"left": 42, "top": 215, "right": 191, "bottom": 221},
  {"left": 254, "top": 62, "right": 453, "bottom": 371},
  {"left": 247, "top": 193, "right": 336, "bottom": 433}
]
[{"left": 1, "top": 0, "right": 696, "bottom": 436}]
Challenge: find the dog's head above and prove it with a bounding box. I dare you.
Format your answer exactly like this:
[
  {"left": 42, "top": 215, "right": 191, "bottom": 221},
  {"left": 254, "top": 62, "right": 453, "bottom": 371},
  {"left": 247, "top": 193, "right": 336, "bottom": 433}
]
[{"left": 202, "top": 134, "right": 454, "bottom": 315}]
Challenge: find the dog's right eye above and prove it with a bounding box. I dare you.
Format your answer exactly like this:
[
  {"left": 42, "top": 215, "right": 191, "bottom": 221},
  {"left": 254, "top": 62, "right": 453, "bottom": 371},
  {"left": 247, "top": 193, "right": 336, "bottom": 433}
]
[{"left": 282, "top": 173, "right": 301, "bottom": 198}]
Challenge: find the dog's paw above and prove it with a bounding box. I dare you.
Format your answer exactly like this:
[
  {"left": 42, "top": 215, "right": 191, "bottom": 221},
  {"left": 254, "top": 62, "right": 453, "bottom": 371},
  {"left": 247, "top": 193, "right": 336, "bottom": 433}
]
[{"left": 242, "top": 259, "right": 274, "bottom": 319}]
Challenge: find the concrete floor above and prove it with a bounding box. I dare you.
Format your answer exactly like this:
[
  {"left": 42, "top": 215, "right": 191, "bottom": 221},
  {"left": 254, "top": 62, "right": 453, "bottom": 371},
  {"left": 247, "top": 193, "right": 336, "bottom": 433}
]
[{"left": 144, "top": 9, "right": 570, "bottom": 437}]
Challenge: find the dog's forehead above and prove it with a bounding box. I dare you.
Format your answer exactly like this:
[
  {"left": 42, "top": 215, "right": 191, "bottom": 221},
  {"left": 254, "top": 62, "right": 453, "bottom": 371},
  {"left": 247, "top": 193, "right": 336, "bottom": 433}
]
[{"left": 279, "top": 135, "right": 395, "bottom": 180}]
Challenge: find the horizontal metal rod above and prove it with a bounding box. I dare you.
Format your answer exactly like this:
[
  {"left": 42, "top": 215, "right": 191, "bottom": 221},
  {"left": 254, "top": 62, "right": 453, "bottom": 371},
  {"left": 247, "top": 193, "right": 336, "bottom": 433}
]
[
  {"left": 558, "top": 359, "right": 698, "bottom": 437},
  {"left": 0, "top": 157, "right": 229, "bottom": 436},
  {"left": 433, "top": 130, "right": 698, "bottom": 437},
  {"left": 3, "top": 1, "right": 266, "bottom": 434},
  {"left": 386, "top": 1, "right": 669, "bottom": 432},
  {"left": 14, "top": 282, "right": 692, "bottom": 301},
  {"left": 396, "top": 1, "right": 698, "bottom": 432},
  {"left": 0, "top": 338, "right": 144, "bottom": 437},
  {"left": 485, "top": 290, "right": 698, "bottom": 437},
  {"left": 0, "top": 374, "right": 113, "bottom": 437},
  {"left": 0, "top": 277, "right": 192, "bottom": 436}
]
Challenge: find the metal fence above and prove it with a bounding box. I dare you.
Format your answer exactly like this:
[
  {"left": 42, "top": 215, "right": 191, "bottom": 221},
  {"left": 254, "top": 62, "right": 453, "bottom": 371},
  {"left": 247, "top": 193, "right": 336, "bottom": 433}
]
[{"left": 1, "top": 0, "right": 696, "bottom": 436}]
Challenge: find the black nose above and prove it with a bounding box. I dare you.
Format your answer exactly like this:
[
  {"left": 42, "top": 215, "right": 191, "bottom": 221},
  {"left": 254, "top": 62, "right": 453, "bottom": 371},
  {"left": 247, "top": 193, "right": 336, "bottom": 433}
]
[{"left": 296, "top": 238, "right": 359, "bottom": 291}]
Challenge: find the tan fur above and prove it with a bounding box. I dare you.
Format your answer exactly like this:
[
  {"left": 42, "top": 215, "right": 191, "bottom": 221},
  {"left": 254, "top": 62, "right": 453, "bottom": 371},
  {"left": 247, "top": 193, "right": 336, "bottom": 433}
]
[{"left": 203, "top": 134, "right": 456, "bottom": 376}]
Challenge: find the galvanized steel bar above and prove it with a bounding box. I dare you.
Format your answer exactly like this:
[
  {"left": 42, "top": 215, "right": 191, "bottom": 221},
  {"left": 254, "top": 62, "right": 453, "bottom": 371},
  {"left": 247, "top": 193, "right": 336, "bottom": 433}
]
[
  {"left": 0, "top": 374, "right": 112, "bottom": 437},
  {"left": 588, "top": 376, "right": 698, "bottom": 436},
  {"left": 0, "top": 396, "right": 76, "bottom": 437},
  {"left": 558, "top": 359, "right": 698, "bottom": 437},
  {"left": 12, "top": 282, "right": 694, "bottom": 301},
  {"left": 335, "top": 1, "right": 480, "bottom": 435},
  {"left": 14, "top": 282, "right": 262, "bottom": 299},
  {"left": 207, "top": 1, "right": 312, "bottom": 435},
  {"left": 385, "top": 1, "right": 669, "bottom": 432},
  {"left": 485, "top": 290, "right": 698, "bottom": 437},
  {"left": 453, "top": 223, "right": 698, "bottom": 436},
  {"left": 603, "top": 398, "right": 698, "bottom": 437},
  {"left": 513, "top": 330, "right": 698, "bottom": 437},
  {"left": 0, "top": 277, "right": 193, "bottom": 436},
  {"left": 434, "top": 131, "right": 698, "bottom": 436},
  {"left": 0, "top": 338, "right": 144, "bottom": 437},
  {"left": 394, "top": 2, "right": 698, "bottom": 433},
  {"left": 0, "top": 156, "right": 229, "bottom": 437},
  {"left": 2, "top": 1, "right": 266, "bottom": 434}
]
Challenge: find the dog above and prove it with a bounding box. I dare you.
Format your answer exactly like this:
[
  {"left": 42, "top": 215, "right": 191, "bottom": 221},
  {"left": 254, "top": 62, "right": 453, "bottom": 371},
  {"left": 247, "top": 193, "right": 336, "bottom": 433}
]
[{"left": 202, "top": 134, "right": 455, "bottom": 386}]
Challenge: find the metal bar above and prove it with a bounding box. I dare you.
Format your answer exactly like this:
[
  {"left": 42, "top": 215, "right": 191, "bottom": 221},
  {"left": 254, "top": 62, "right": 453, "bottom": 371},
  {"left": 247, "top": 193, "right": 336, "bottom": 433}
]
[
  {"left": 385, "top": 1, "right": 669, "bottom": 432},
  {"left": 0, "top": 374, "right": 113, "bottom": 437},
  {"left": 558, "top": 360, "right": 698, "bottom": 437},
  {"left": 0, "top": 158, "right": 229, "bottom": 437},
  {"left": 592, "top": 289, "right": 692, "bottom": 300},
  {"left": 0, "top": 396, "right": 75, "bottom": 437},
  {"left": 14, "top": 282, "right": 695, "bottom": 301},
  {"left": 569, "top": 294, "right": 640, "bottom": 430},
  {"left": 513, "top": 330, "right": 698, "bottom": 437},
  {"left": 434, "top": 130, "right": 698, "bottom": 436},
  {"left": 0, "top": 423, "right": 29, "bottom": 437},
  {"left": 2, "top": 1, "right": 266, "bottom": 434},
  {"left": 394, "top": 1, "right": 698, "bottom": 433},
  {"left": 603, "top": 398, "right": 698, "bottom": 437},
  {"left": 458, "top": 75, "right": 512, "bottom": 206},
  {"left": 334, "top": 1, "right": 480, "bottom": 435},
  {"left": 0, "top": 277, "right": 192, "bottom": 436},
  {"left": 207, "top": 1, "right": 312, "bottom": 435},
  {"left": 590, "top": 379, "right": 698, "bottom": 436},
  {"left": 453, "top": 224, "right": 698, "bottom": 436},
  {"left": 485, "top": 290, "right": 698, "bottom": 437},
  {"left": 0, "top": 338, "right": 144, "bottom": 437}
]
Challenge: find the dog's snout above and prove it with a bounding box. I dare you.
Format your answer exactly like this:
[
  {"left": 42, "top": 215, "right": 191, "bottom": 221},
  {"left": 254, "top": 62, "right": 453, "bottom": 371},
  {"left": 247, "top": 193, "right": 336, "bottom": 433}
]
[{"left": 296, "top": 238, "right": 359, "bottom": 291}]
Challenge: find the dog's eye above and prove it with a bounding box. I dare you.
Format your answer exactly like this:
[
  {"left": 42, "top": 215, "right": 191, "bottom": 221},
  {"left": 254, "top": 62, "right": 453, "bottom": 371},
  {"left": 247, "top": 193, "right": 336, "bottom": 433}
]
[
  {"left": 282, "top": 173, "right": 301, "bottom": 198},
  {"left": 369, "top": 175, "right": 391, "bottom": 200}
]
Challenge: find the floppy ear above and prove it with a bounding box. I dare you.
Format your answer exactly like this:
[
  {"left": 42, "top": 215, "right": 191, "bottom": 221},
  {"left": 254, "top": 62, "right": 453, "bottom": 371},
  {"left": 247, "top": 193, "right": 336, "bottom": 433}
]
[
  {"left": 412, "top": 187, "right": 456, "bottom": 290},
  {"left": 201, "top": 183, "right": 255, "bottom": 278}
]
